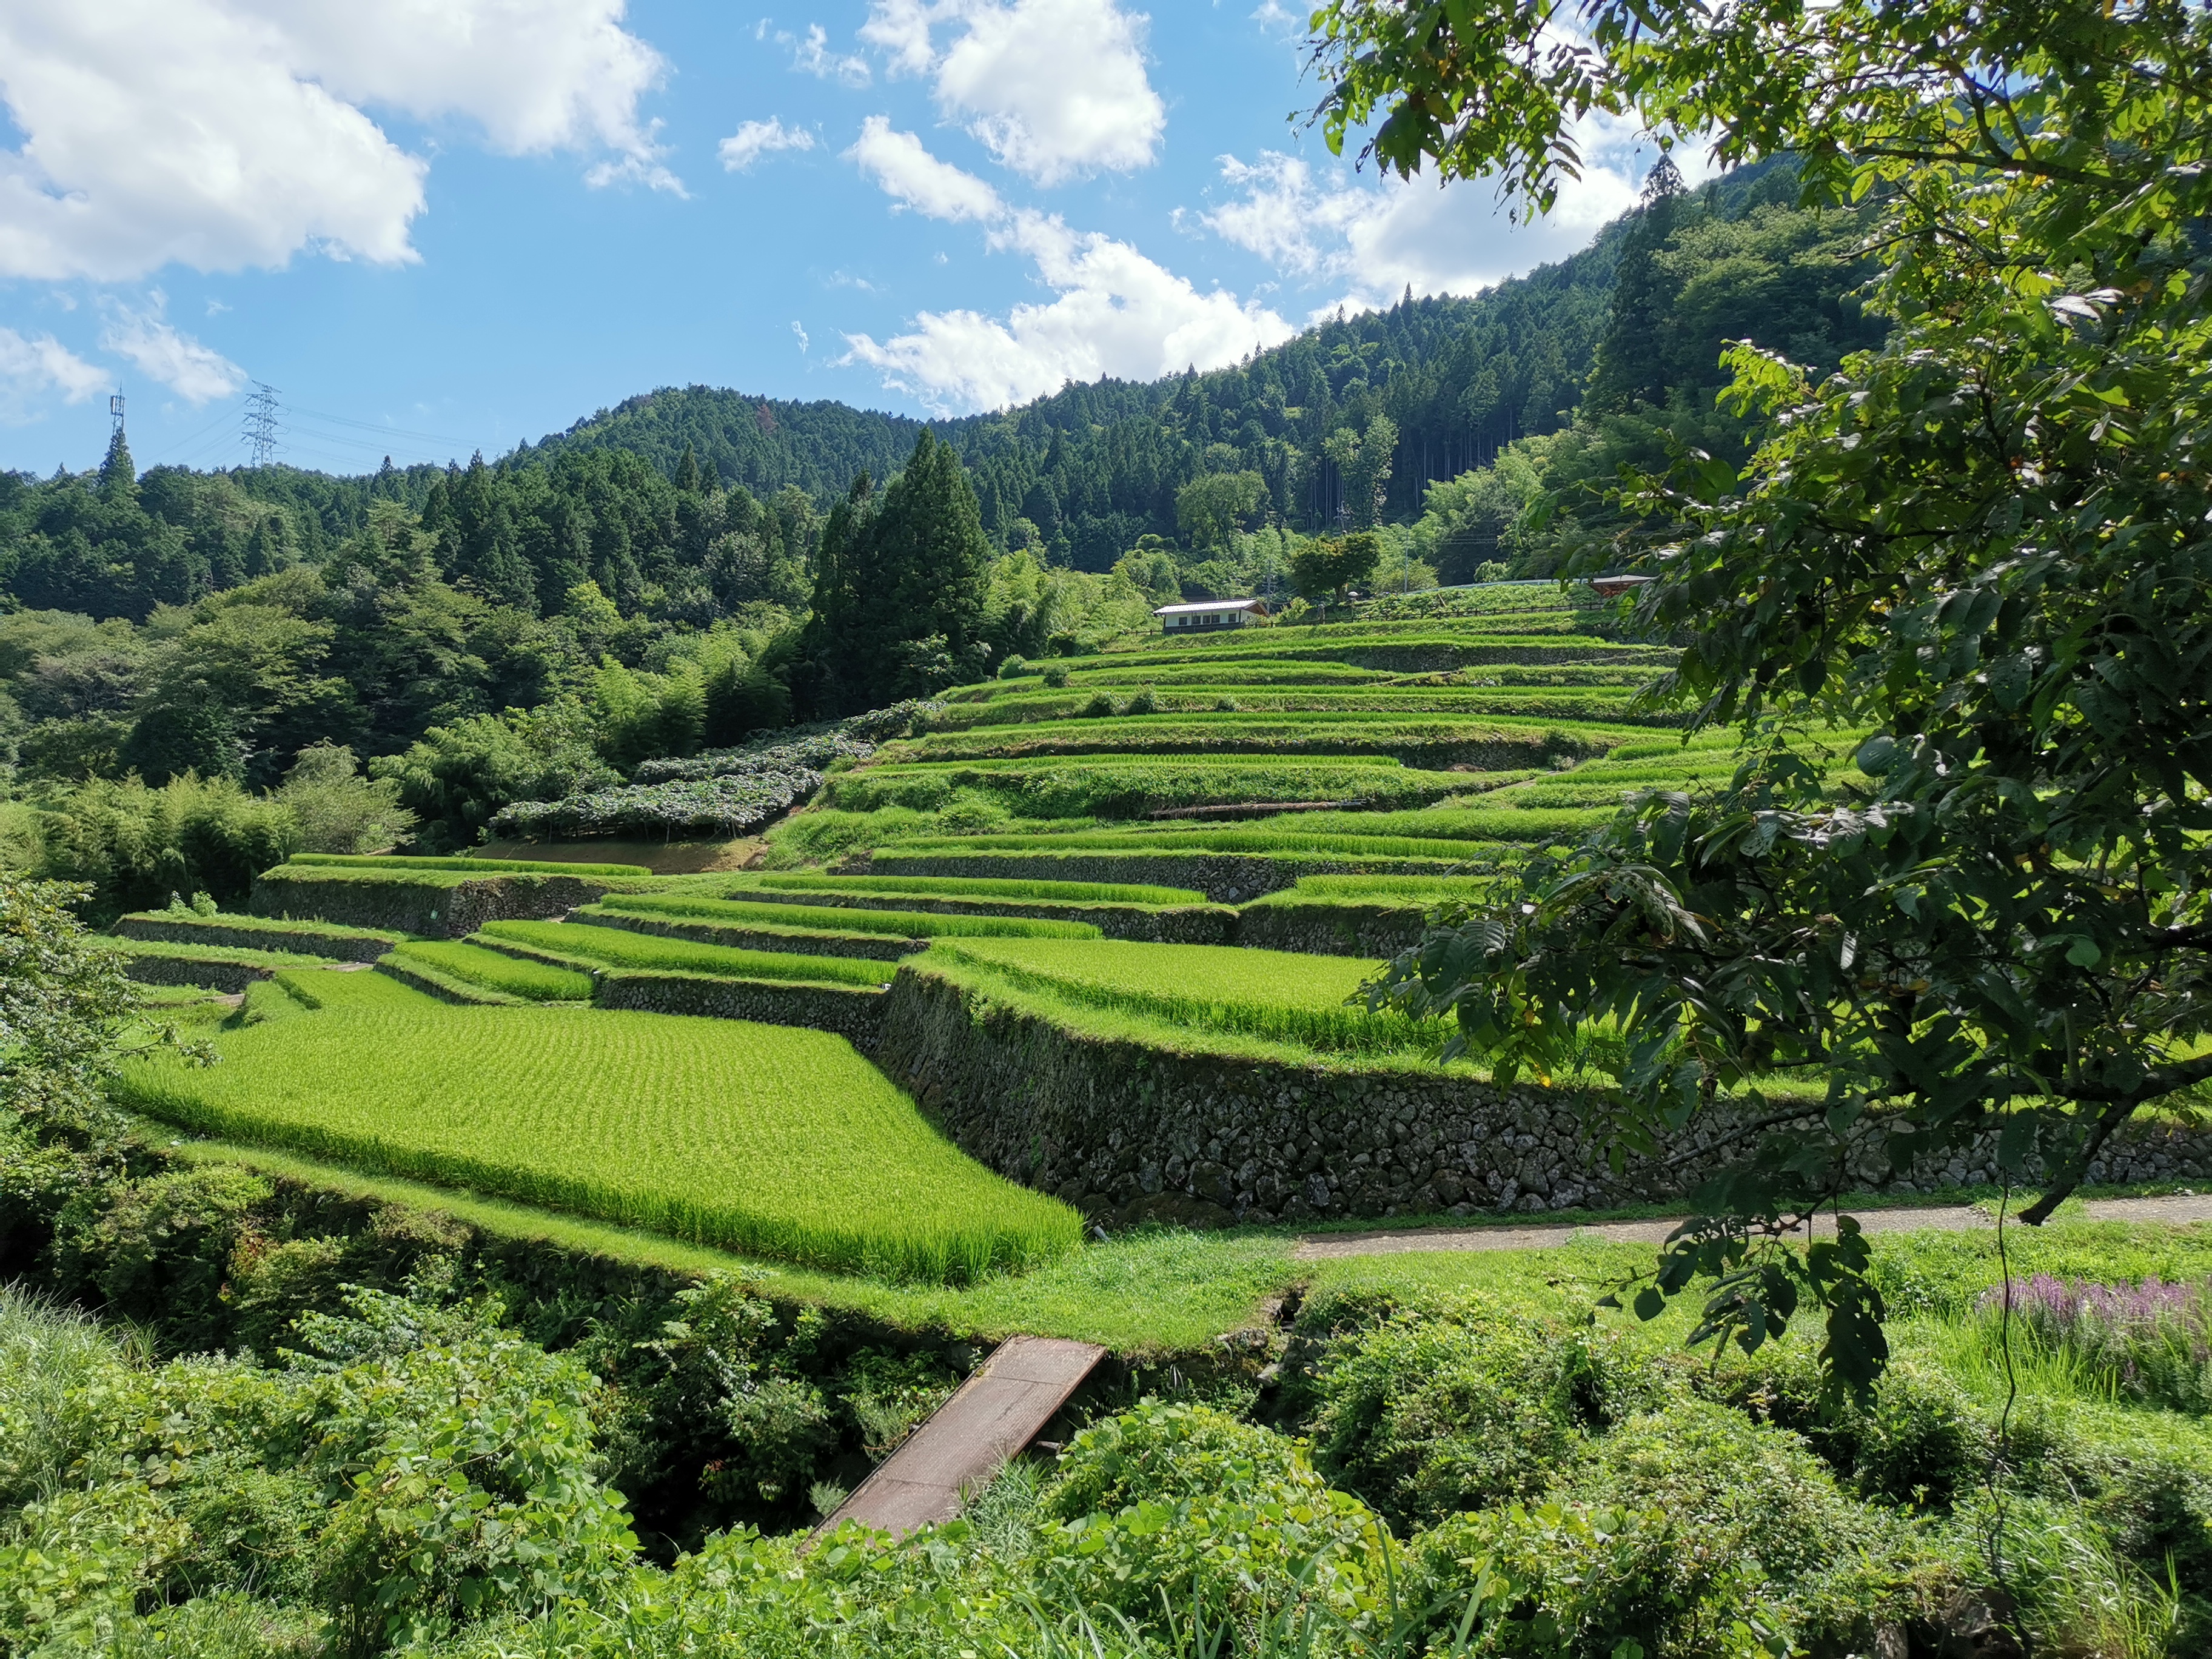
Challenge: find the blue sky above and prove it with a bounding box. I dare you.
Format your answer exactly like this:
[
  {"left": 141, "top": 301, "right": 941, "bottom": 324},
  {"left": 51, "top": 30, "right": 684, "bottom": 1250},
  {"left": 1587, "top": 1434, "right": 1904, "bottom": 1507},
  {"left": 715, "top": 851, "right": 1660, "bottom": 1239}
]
[{"left": 0, "top": 1, "right": 1663, "bottom": 477}]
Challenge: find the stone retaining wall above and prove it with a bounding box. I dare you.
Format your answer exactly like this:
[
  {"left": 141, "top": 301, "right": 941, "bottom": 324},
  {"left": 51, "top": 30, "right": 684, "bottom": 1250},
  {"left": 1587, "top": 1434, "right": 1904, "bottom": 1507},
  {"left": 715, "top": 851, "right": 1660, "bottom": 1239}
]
[
  {"left": 597, "top": 971, "right": 886, "bottom": 1048},
  {"left": 250, "top": 872, "right": 609, "bottom": 939},
  {"left": 121, "top": 954, "right": 272, "bottom": 994},
  {"left": 873, "top": 967, "right": 2212, "bottom": 1225},
  {"left": 1234, "top": 902, "right": 1429, "bottom": 959},
  {"left": 118, "top": 915, "right": 401, "bottom": 962}
]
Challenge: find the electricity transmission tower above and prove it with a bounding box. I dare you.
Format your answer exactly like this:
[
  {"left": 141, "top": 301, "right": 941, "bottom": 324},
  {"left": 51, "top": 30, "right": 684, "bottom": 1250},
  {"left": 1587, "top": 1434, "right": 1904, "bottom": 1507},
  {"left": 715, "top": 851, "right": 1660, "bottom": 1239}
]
[{"left": 242, "top": 383, "right": 283, "bottom": 468}]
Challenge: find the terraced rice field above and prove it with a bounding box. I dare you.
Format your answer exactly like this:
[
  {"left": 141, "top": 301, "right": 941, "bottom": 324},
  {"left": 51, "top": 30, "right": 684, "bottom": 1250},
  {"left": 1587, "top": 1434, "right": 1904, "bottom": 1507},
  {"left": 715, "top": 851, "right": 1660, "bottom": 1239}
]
[
  {"left": 478, "top": 919, "right": 896, "bottom": 986},
  {"left": 597, "top": 893, "right": 1104, "bottom": 940},
  {"left": 115, "top": 967, "right": 1078, "bottom": 1281},
  {"left": 923, "top": 936, "right": 1447, "bottom": 1059},
  {"left": 386, "top": 939, "right": 597, "bottom": 1001}
]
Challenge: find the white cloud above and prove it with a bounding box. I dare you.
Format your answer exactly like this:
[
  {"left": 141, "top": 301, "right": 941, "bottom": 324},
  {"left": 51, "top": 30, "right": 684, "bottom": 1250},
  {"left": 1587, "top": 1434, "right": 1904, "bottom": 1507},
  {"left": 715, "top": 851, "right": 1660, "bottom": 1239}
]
[
  {"left": 99, "top": 297, "right": 247, "bottom": 404},
  {"left": 1197, "top": 146, "right": 1645, "bottom": 312},
  {"left": 862, "top": 0, "right": 1164, "bottom": 185},
  {"left": 858, "top": 0, "right": 937, "bottom": 74},
  {"left": 0, "top": 325, "right": 104, "bottom": 421},
  {"left": 791, "top": 22, "right": 871, "bottom": 86},
  {"left": 842, "top": 209, "right": 1290, "bottom": 414},
  {"left": 842, "top": 125, "right": 1285, "bottom": 412},
  {"left": 0, "top": 0, "right": 672, "bottom": 282},
  {"left": 849, "top": 117, "right": 1003, "bottom": 223},
  {"left": 719, "top": 117, "right": 816, "bottom": 172},
  {"left": 791, "top": 320, "right": 809, "bottom": 352}
]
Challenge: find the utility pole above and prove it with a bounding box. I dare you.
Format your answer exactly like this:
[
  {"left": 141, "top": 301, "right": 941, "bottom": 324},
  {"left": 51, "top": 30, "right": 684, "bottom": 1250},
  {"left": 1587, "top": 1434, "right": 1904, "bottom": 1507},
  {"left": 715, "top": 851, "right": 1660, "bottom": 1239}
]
[{"left": 242, "top": 382, "right": 282, "bottom": 468}]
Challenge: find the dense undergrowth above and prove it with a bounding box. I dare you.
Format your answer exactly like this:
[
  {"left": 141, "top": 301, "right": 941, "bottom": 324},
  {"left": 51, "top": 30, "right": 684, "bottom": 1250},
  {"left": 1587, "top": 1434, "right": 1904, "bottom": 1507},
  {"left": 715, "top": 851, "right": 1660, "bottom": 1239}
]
[{"left": 8, "top": 1224, "right": 2211, "bottom": 1658}]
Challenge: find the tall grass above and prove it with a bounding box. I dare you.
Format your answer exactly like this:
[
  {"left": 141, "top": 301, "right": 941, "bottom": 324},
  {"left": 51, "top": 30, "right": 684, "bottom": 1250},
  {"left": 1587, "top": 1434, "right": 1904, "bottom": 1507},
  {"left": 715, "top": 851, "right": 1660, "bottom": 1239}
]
[
  {"left": 113, "top": 1002, "right": 1081, "bottom": 1282},
  {"left": 479, "top": 920, "right": 894, "bottom": 987}
]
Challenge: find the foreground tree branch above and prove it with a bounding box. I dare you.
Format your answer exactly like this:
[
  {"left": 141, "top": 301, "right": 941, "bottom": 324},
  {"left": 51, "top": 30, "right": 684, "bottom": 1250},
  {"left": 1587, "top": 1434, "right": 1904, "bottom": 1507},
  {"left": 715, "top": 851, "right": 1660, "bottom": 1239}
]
[{"left": 1322, "top": 0, "right": 2212, "bottom": 1398}]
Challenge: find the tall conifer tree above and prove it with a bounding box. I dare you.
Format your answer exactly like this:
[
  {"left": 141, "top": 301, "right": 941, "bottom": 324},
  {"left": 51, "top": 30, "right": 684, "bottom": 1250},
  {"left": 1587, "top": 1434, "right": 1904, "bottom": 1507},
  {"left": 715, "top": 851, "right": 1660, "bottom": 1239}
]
[{"left": 97, "top": 426, "right": 137, "bottom": 508}]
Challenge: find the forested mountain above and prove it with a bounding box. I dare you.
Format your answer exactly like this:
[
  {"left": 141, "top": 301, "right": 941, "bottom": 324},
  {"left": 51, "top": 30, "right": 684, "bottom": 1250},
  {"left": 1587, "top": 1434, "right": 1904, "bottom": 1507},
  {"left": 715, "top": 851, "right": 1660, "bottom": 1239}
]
[
  {"left": 0, "top": 155, "right": 1858, "bottom": 629},
  {"left": 0, "top": 152, "right": 1886, "bottom": 887}
]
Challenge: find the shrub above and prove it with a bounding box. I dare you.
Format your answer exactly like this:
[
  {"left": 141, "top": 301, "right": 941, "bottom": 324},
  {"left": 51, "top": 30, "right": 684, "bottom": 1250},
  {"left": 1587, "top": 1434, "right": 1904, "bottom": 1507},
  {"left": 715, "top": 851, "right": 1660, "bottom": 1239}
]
[
  {"left": 1407, "top": 1499, "right": 1782, "bottom": 1659},
  {"left": 370, "top": 699, "right": 619, "bottom": 855},
  {"left": 1709, "top": 1342, "right": 1981, "bottom": 1507},
  {"left": 1300, "top": 1299, "right": 1657, "bottom": 1526},
  {"left": 630, "top": 732, "right": 874, "bottom": 785},
  {"left": 1042, "top": 665, "right": 1071, "bottom": 688},
  {"left": 33, "top": 774, "right": 301, "bottom": 919},
  {"left": 50, "top": 1165, "right": 275, "bottom": 1356},
  {"left": 489, "top": 769, "right": 822, "bottom": 839},
  {"left": 1032, "top": 1402, "right": 1393, "bottom": 1640},
  {"left": 272, "top": 743, "right": 415, "bottom": 855}
]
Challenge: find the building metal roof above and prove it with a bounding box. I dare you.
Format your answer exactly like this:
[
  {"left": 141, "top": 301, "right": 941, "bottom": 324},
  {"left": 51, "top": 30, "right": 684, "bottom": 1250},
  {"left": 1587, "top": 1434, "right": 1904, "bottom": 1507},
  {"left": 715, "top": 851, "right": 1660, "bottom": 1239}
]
[{"left": 1151, "top": 598, "right": 1269, "bottom": 616}]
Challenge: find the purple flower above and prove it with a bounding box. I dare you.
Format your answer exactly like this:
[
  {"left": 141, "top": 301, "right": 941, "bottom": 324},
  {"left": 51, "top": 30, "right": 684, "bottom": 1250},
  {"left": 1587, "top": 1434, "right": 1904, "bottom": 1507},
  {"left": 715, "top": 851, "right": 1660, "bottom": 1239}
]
[{"left": 1977, "top": 1274, "right": 2212, "bottom": 1407}]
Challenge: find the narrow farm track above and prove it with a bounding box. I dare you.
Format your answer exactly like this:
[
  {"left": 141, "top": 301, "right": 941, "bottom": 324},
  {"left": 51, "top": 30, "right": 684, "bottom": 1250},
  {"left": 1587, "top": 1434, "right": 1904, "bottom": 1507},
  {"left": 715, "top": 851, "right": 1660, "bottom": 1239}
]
[{"left": 1292, "top": 1192, "right": 2212, "bottom": 1259}]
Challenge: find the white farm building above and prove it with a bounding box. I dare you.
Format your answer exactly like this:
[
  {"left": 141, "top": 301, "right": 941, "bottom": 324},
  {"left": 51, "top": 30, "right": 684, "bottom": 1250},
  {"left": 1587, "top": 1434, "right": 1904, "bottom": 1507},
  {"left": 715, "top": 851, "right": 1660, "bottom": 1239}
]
[{"left": 1152, "top": 598, "right": 1270, "bottom": 632}]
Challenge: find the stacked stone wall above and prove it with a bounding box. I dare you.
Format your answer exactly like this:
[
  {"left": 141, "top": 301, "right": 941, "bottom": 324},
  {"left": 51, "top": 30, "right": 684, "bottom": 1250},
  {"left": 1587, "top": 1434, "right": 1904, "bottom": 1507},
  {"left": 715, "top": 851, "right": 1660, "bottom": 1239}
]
[
  {"left": 597, "top": 971, "right": 886, "bottom": 1048},
  {"left": 250, "top": 873, "right": 608, "bottom": 939},
  {"left": 874, "top": 968, "right": 2212, "bottom": 1225}
]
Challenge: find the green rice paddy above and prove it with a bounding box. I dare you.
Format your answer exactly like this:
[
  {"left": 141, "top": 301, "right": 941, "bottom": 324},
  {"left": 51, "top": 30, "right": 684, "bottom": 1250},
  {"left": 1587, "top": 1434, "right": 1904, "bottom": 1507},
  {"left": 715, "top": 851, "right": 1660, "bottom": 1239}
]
[
  {"left": 387, "top": 939, "right": 595, "bottom": 1002},
  {"left": 478, "top": 919, "right": 895, "bottom": 987},
  {"left": 742, "top": 872, "right": 1207, "bottom": 905},
  {"left": 114, "top": 979, "right": 1079, "bottom": 1282},
  {"left": 598, "top": 892, "right": 1104, "bottom": 939},
  {"left": 923, "top": 936, "right": 1443, "bottom": 1058}
]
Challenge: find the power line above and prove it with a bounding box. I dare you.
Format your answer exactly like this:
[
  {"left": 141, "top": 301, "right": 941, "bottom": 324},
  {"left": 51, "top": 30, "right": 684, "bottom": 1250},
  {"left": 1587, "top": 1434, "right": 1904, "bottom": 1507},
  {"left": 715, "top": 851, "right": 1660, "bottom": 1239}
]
[
  {"left": 241, "top": 382, "right": 283, "bottom": 468},
  {"left": 144, "top": 395, "right": 249, "bottom": 465},
  {"left": 286, "top": 404, "right": 472, "bottom": 449}
]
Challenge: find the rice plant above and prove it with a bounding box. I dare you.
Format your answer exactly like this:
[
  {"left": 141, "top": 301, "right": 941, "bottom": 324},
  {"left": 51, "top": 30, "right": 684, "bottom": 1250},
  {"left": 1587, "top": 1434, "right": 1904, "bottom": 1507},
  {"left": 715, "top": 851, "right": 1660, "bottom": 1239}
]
[
  {"left": 387, "top": 939, "right": 595, "bottom": 1002},
  {"left": 598, "top": 893, "right": 1103, "bottom": 940},
  {"left": 923, "top": 937, "right": 1449, "bottom": 1059},
  {"left": 821, "top": 759, "right": 1472, "bottom": 819},
  {"left": 478, "top": 920, "right": 895, "bottom": 987},
  {"left": 112, "top": 1003, "right": 1082, "bottom": 1283},
  {"left": 745, "top": 873, "right": 1207, "bottom": 905},
  {"left": 878, "top": 827, "right": 1501, "bottom": 860}
]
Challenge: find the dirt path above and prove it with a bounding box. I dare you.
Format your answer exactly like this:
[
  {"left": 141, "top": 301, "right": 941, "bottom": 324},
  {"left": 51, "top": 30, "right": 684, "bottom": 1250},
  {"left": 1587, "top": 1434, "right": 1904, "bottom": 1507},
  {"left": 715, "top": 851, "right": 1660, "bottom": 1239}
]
[{"left": 1292, "top": 1193, "right": 2212, "bottom": 1259}]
